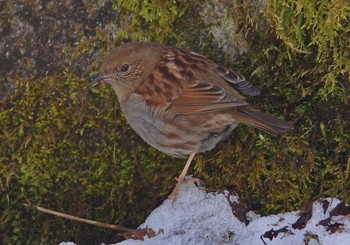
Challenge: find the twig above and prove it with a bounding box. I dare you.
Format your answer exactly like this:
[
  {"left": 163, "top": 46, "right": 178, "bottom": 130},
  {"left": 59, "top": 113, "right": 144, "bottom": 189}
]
[
  {"left": 23, "top": 203, "right": 131, "bottom": 232},
  {"left": 23, "top": 203, "right": 164, "bottom": 240}
]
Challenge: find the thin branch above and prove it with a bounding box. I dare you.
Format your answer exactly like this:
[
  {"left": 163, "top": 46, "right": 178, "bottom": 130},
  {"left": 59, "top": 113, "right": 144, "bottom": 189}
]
[
  {"left": 23, "top": 203, "right": 131, "bottom": 232},
  {"left": 23, "top": 203, "right": 164, "bottom": 240}
]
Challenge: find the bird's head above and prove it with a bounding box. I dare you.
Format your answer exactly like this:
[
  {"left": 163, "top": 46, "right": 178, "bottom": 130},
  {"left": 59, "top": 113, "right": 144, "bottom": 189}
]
[{"left": 90, "top": 42, "right": 164, "bottom": 101}]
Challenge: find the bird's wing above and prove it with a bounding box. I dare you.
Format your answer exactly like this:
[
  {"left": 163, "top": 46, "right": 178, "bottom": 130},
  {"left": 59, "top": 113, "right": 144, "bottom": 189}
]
[
  {"left": 135, "top": 47, "right": 255, "bottom": 116},
  {"left": 212, "top": 64, "right": 260, "bottom": 96},
  {"left": 169, "top": 80, "right": 248, "bottom": 115},
  {"left": 172, "top": 48, "right": 260, "bottom": 96}
]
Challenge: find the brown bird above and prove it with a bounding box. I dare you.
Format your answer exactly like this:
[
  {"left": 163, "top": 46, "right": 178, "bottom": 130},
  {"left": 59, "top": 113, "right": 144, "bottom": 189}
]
[{"left": 90, "top": 42, "right": 291, "bottom": 196}]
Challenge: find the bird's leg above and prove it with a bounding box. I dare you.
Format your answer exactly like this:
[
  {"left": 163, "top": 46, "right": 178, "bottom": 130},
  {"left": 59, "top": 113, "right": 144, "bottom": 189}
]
[
  {"left": 178, "top": 152, "right": 196, "bottom": 180},
  {"left": 168, "top": 152, "right": 203, "bottom": 199}
]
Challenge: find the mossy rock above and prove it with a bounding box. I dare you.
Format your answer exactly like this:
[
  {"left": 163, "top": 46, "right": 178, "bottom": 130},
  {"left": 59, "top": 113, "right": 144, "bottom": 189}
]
[{"left": 0, "top": 0, "right": 349, "bottom": 244}]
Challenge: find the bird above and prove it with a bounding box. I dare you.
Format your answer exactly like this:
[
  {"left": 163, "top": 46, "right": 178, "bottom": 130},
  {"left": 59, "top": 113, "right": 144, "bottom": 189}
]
[{"left": 90, "top": 42, "right": 292, "bottom": 197}]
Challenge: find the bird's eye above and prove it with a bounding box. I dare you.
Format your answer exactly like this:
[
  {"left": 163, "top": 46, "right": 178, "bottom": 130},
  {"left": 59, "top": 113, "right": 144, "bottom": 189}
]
[{"left": 120, "top": 64, "right": 129, "bottom": 72}]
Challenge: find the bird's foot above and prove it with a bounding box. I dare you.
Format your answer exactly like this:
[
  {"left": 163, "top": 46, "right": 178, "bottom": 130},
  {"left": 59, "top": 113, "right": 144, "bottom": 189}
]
[{"left": 168, "top": 176, "right": 204, "bottom": 200}]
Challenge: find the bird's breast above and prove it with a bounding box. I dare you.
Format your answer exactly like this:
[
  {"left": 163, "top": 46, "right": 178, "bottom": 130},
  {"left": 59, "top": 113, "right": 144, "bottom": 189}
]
[{"left": 122, "top": 94, "right": 238, "bottom": 158}]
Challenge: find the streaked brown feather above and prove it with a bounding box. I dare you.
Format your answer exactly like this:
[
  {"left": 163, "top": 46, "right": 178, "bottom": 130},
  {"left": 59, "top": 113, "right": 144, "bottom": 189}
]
[
  {"left": 170, "top": 81, "right": 248, "bottom": 115},
  {"left": 133, "top": 43, "right": 291, "bottom": 135},
  {"left": 136, "top": 47, "right": 252, "bottom": 116},
  {"left": 213, "top": 65, "right": 260, "bottom": 96}
]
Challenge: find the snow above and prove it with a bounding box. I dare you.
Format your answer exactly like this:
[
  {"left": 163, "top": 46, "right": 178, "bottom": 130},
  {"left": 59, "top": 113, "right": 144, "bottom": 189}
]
[
  {"left": 116, "top": 182, "right": 350, "bottom": 245},
  {"left": 59, "top": 181, "right": 350, "bottom": 245},
  {"left": 120, "top": 183, "right": 246, "bottom": 245}
]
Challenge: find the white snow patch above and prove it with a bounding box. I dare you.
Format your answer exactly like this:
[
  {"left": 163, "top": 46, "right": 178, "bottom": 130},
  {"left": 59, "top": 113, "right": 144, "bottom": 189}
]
[{"left": 115, "top": 183, "right": 350, "bottom": 245}]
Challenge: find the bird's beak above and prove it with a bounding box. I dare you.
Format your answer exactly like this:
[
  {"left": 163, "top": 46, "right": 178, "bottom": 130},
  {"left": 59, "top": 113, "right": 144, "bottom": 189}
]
[{"left": 89, "top": 73, "right": 107, "bottom": 89}]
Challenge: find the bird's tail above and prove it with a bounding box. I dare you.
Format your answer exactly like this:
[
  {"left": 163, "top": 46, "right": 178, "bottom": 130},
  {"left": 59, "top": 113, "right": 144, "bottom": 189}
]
[{"left": 235, "top": 106, "right": 292, "bottom": 136}]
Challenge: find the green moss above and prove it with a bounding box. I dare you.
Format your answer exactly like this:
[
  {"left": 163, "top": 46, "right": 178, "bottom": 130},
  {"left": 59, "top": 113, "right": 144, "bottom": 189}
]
[
  {"left": 265, "top": 0, "right": 350, "bottom": 97},
  {"left": 112, "top": 0, "right": 196, "bottom": 42}
]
